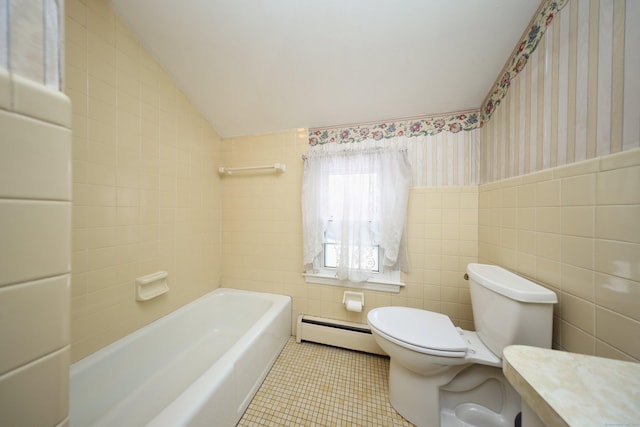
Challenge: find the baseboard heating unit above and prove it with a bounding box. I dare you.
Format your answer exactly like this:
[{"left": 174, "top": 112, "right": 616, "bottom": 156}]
[{"left": 295, "top": 314, "right": 386, "bottom": 356}]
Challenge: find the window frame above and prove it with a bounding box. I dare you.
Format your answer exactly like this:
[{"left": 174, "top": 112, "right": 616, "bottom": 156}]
[{"left": 302, "top": 270, "right": 403, "bottom": 293}]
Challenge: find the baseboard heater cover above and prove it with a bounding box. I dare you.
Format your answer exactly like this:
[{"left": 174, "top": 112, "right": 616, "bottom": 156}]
[{"left": 296, "top": 314, "right": 386, "bottom": 356}]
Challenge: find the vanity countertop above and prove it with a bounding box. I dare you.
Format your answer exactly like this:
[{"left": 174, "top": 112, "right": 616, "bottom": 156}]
[{"left": 503, "top": 345, "right": 640, "bottom": 427}]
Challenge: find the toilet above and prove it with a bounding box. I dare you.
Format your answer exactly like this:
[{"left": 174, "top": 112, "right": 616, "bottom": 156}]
[{"left": 367, "top": 263, "right": 557, "bottom": 427}]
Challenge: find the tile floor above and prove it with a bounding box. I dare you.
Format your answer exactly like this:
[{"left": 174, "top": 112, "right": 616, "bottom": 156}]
[{"left": 238, "top": 337, "right": 415, "bottom": 426}]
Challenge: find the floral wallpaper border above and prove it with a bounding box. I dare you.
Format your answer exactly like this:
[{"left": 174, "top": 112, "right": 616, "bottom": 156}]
[
  {"left": 307, "top": 0, "right": 569, "bottom": 146},
  {"left": 480, "top": 0, "right": 569, "bottom": 124},
  {"left": 308, "top": 111, "right": 480, "bottom": 145}
]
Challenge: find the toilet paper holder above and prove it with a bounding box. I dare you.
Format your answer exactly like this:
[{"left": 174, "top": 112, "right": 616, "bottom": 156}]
[{"left": 343, "top": 291, "right": 364, "bottom": 312}]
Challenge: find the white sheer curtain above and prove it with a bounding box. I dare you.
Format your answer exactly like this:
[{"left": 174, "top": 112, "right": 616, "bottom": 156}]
[{"left": 302, "top": 138, "right": 411, "bottom": 283}]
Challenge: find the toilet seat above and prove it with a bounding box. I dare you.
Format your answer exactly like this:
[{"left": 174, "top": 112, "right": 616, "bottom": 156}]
[{"left": 368, "top": 307, "right": 467, "bottom": 358}]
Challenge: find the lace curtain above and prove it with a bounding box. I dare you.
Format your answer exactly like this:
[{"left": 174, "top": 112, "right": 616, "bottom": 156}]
[{"left": 302, "top": 138, "right": 411, "bottom": 283}]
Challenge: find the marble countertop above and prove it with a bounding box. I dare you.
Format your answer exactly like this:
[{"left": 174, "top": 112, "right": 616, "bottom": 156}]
[{"left": 503, "top": 345, "right": 640, "bottom": 427}]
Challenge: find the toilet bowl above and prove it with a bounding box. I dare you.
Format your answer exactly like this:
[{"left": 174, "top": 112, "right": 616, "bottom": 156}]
[{"left": 367, "top": 263, "right": 557, "bottom": 427}]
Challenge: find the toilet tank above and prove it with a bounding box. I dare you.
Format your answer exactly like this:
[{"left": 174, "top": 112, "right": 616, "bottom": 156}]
[{"left": 467, "top": 263, "right": 557, "bottom": 359}]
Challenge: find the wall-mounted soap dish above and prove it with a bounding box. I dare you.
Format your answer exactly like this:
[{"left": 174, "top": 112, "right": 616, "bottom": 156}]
[{"left": 135, "top": 271, "right": 169, "bottom": 301}]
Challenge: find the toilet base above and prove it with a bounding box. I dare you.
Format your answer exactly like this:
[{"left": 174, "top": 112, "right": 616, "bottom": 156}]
[
  {"left": 440, "top": 364, "right": 521, "bottom": 427},
  {"left": 441, "top": 404, "right": 515, "bottom": 427},
  {"left": 388, "top": 358, "right": 465, "bottom": 427},
  {"left": 389, "top": 360, "right": 521, "bottom": 427}
]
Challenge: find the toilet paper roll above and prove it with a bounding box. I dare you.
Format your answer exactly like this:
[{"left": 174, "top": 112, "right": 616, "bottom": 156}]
[{"left": 345, "top": 300, "right": 362, "bottom": 312}]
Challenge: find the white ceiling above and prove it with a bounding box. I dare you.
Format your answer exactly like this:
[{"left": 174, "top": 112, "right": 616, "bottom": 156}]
[{"left": 109, "top": 0, "right": 541, "bottom": 138}]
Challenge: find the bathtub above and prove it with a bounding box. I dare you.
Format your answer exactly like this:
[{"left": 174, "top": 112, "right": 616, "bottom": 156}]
[{"left": 70, "top": 288, "right": 291, "bottom": 427}]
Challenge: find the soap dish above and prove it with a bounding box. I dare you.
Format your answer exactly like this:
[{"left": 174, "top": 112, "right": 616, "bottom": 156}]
[{"left": 135, "top": 271, "right": 169, "bottom": 301}]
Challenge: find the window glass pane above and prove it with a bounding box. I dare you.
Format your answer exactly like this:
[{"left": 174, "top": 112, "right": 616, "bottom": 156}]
[
  {"left": 323, "top": 243, "right": 379, "bottom": 272},
  {"left": 324, "top": 243, "right": 338, "bottom": 268}
]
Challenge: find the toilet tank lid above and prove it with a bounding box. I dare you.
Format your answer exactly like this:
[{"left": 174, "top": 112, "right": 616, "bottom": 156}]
[{"left": 467, "top": 264, "right": 558, "bottom": 303}]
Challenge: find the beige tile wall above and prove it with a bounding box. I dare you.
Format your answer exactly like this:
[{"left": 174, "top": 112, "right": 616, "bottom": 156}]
[
  {"left": 221, "top": 130, "right": 478, "bottom": 332},
  {"left": 0, "top": 57, "right": 71, "bottom": 427},
  {"left": 220, "top": 130, "right": 305, "bottom": 324},
  {"left": 66, "top": 0, "right": 223, "bottom": 362},
  {"left": 479, "top": 148, "right": 640, "bottom": 362},
  {"left": 404, "top": 186, "right": 478, "bottom": 330}
]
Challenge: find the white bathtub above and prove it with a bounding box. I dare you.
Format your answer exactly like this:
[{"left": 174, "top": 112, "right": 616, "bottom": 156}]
[{"left": 70, "top": 288, "right": 291, "bottom": 427}]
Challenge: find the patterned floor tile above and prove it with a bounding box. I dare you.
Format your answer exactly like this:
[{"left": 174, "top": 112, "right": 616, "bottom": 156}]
[{"left": 238, "top": 337, "right": 415, "bottom": 426}]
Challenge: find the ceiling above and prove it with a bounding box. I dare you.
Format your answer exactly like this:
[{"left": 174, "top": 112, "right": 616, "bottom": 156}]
[{"left": 109, "top": 0, "right": 541, "bottom": 138}]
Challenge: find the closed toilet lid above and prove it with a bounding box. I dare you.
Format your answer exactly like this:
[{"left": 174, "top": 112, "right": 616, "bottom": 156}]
[{"left": 368, "top": 307, "right": 467, "bottom": 355}]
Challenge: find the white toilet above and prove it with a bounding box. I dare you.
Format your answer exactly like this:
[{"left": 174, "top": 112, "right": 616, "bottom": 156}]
[{"left": 367, "top": 263, "right": 557, "bottom": 427}]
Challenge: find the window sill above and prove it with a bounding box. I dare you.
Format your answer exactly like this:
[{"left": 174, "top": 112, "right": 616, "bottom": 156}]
[{"left": 302, "top": 273, "right": 404, "bottom": 293}]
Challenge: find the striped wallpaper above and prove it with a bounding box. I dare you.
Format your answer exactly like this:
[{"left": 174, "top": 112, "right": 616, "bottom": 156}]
[
  {"left": 407, "top": 130, "right": 479, "bottom": 187},
  {"left": 481, "top": 0, "right": 640, "bottom": 184}
]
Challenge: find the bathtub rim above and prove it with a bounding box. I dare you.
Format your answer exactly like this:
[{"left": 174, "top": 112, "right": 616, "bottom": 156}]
[
  {"left": 70, "top": 287, "right": 291, "bottom": 374},
  {"left": 146, "top": 288, "right": 291, "bottom": 426},
  {"left": 70, "top": 287, "right": 292, "bottom": 426}
]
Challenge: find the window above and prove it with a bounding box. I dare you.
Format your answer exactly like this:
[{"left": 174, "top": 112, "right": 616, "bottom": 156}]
[
  {"left": 301, "top": 139, "right": 411, "bottom": 292},
  {"left": 321, "top": 172, "right": 379, "bottom": 272}
]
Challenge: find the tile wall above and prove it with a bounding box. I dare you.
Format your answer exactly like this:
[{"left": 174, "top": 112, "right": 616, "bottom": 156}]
[
  {"left": 221, "top": 130, "right": 478, "bottom": 332},
  {"left": 65, "top": 0, "right": 223, "bottom": 362},
  {"left": 0, "top": 1, "right": 71, "bottom": 425},
  {"left": 220, "top": 130, "right": 306, "bottom": 331},
  {"left": 479, "top": 149, "right": 640, "bottom": 362},
  {"left": 0, "top": 43, "right": 71, "bottom": 427},
  {"left": 0, "top": 78, "right": 71, "bottom": 427},
  {"left": 404, "top": 186, "right": 479, "bottom": 330}
]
